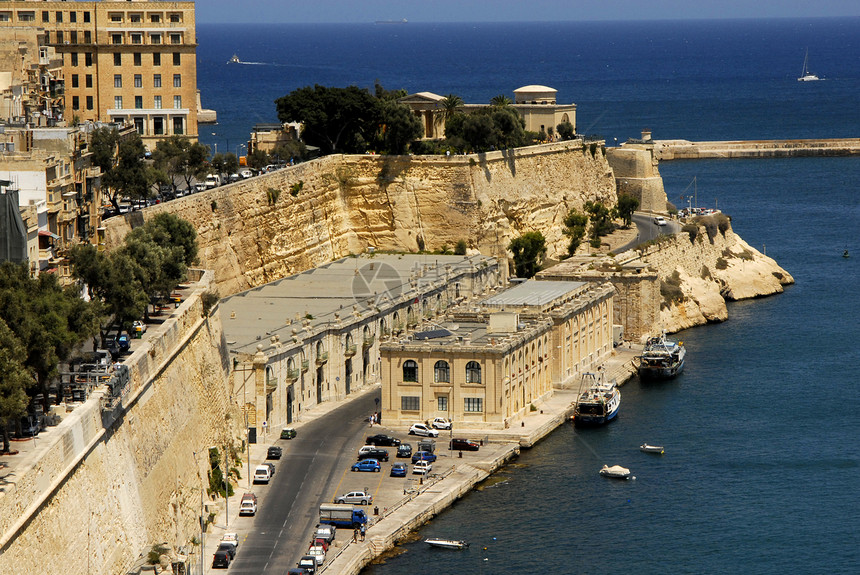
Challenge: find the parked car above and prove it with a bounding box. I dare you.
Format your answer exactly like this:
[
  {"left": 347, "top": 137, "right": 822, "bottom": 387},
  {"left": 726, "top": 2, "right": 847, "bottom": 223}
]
[
  {"left": 194, "top": 182, "right": 207, "bottom": 193},
  {"left": 430, "top": 417, "right": 452, "bottom": 430},
  {"left": 104, "top": 336, "right": 120, "bottom": 358},
  {"left": 132, "top": 320, "right": 147, "bottom": 335},
  {"left": 312, "top": 537, "right": 330, "bottom": 552},
  {"left": 216, "top": 542, "right": 236, "bottom": 560},
  {"left": 408, "top": 423, "right": 439, "bottom": 437},
  {"left": 334, "top": 490, "right": 373, "bottom": 505},
  {"left": 351, "top": 459, "right": 381, "bottom": 472},
  {"left": 117, "top": 333, "right": 130, "bottom": 353},
  {"left": 412, "top": 451, "right": 437, "bottom": 464},
  {"left": 390, "top": 463, "right": 407, "bottom": 477},
  {"left": 412, "top": 460, "right": 432, "bottom": 475},
  {"left": 297, "top": 556, "right": 318, "bottom": 573},
  {"left": 212, "top": 549, "right": 231, "bottom": 568},
  {"left": 450, "top": 438, "right": 480, "bottom": 451},
  {"left": 267, "top": 446, "right": 283, "bottom": 459},
  {"left": 357, "top": 448, "right": 389, "bottom": 462},
  {"left": 204, "top": 174, "right": 221, "bottom": 189},
  {"left": 220, "top": 532, "right": 239, "bottom": 552},
  {"left": 396, "top": 443, "right": 413, "bottom": 458},
  {"left": 366, "top": 434, "right": 401, "bottom": 446},
  {"left": 314, "top": 524, "right": 336, "bottom": 543},
  {"left": 417, "top": 439, "right": 436, "bottom": 453},
  {"left": 240, "top": 168, "right": 255, "bottom": 179},
  {"left": 306, "top": 545, "right": 326, "bottom": 566},
  {"left": 239, "top": 493, "right": 257, "bottom": 516},
  {"left": 281, "top": 427, "right": 297, "bottom": 439},
  {"left": 653, "top": 215, "right": 668, "bottom": 226},
  {"left": 253, "top": 464, "right": 272, "bottom": 484},
  {"left": 228, "top": 173, "right": 241, "bottom": 183},
  {"left": 264, "top": 461, "right": 275, "bottom": 477}
]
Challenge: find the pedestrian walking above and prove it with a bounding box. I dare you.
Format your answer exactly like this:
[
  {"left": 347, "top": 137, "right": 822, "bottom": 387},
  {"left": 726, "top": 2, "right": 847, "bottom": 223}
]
[
  {"left": 353, "top": 527, "right": 360, "bottom": 542},
  {"left": 360, "top": 524, "right": 366, "bottom": 541}
]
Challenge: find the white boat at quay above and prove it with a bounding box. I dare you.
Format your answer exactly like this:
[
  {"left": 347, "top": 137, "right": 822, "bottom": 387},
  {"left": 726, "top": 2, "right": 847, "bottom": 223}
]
[
  {"left": 599, "top": 464, "right": 633, "bottom": 479},
  {"left": 425, "top": 538, "right": 469, "bottom": 550}
]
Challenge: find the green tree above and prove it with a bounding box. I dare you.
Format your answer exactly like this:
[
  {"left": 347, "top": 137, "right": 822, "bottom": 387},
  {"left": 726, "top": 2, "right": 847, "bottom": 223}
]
[
  {"left": 614, "top": 194, "right": 640, "bottom": 227},
  {"left": 246, "top": 149, "right": 269, "bottom": 171},
  {"left": 89, "top": 126, "right": 119, "bottom": 175},
  {"left": 102, "top": 134, "right": 154, "bottom": 209},
  {"left": 490, "top": 94, "right": 512, "bottom": 107},
  {"left": 210, "top": 153, "right": 226, "bottom": 176},
  {"left": 556, "top": 121, "right": 575, "bottom": 141},
  {"left": 223, "top": 152, "right": 240, "bottom": 177},
  {"left": 147, "top": 212, "right": 198, "bottom": 267},
  {"left": 153, "top": 136, "right": 209, "bottom": 194},
  {"left": 272, "top": 141, "right": 308, "bottom": 164},
  {"left": 275, "top": 85, "right": 381, "bottom": 154},
  {"left": 439, "top": 94, "right": 464, "bottom": 133},
  {"left": 445, "top": 106, "right": 527, "bottom": 153},
  {"left": 562, "top": 208, "right": 589, "bottom": 256},
  {"left": 0, "top": 318, "right": 34, "bottom": 453},
  {"left": 379, "top": 100, "right": 423, "bottom": 155},
  {"left": 508, "top": 231, "right": 547, "bottom": 278},
  {"left": 585, "top": 201, "right": 614, "bottom": 241}
]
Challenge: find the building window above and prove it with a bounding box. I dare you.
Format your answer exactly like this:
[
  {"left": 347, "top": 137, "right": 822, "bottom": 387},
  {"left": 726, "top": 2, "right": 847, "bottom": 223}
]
[
  {"left": 169, "top": 13, "right": 182, "bottom": 23},
  {"left": 151, "top": 33, "right": 161, "bottom": 45},
  {"left": 153, "top": 96, "right": 162, "bottom": 109},
  {"left": 403, "top": 360, "right": 418, "bottom": 383},
  {"left": 172, "top": 117, "right": 184, "bottom": 135},
  {"left": 83, "top": 12, "right": 90, "bottom": 23},
  {"left": 111, "top": 34, "right": 123, "bottom": 45},
  {"left": 70, "top": 31, "right": 78, "bottom": 44},
  {"left": 114, "top": 53, "right": 122, "bottom": 66},
  {"left": 84, "top": 31, "right": 91, "bottom": 44},
  {"left": 153, "top": 74, "right": 161, "bottom": 88},
  {"left": 42, "top": 11, "right": 49, "bottom": 23},
  {"left": 109, "top": 13, "right": 122, "bottom": 23},
  {"left": 55, "top": 11, "right": 63, "bottom": 23},
  {"left": 131, "top": 34, "right": 143, "bottom": 45},
  {"left": 86, "top": 96, "right": 93, "bottom": 110},
  {"left": 153, "top": 52, "right": 161, "bottom": 66},
  {"left": 173, "top": 74, "right": 181, "bottom": 88},
  {"left": 170, "top": 33, "right": 182, "bottom": 45},
  {"left": 173, "top": 52, "right": 181, "bottom": 66},
  {"left": 401, "top": 396, "right": 420, "bottom": 411},
  {"left": 437, "top": 395, "right": 448, "bottom": 411},
  {"left": 173, "top": 95, "right": 182, "bottom": 109},
  {"left": 85, "top": 74, "right": 92, "bottom": 88},
  {"left": 114, "top": 96, "right": 123, "bottom": 109},
  {"left": 70, "top": 11, "right": 77, "bottom": 23},
  {"left": 18, "top": 12, "right": 36, "bottom": 22},
  {"left": 71, "top": 75, "right": 79, "bottom": 88},
  {"left": 134, "top": 118, "right": 144, "bottom": 134},
  {"left": 56, "top": 31, "right": 64, "bottom": 44},
  {"left": 130, "top": 14, "right": 142, "bottom": 23},
  {"left": 464, "top": 397, "right": 483, "bottom": 413},
  {"left": 85, "top": 53, "right": 92, "bottom": 67},
  {"left": 71, "top": 53, "right": 78, "bottom": 67},
  {"left": 72, "top": 96, "right": 79, "bottom": 110},
  {"left": 134, "top": 53, "right": 142, "bottom": 66},
  {"left": 465, "top": 361, "right": 482, "bottom": 384},
  {"left": 434, "top": 361, "right": 450, "bottom": 383},
  {"left": 151, "top": 14, "right": 161, "bottom": 23},
  {"left": 134, "top": 96, "right": 143, "bottom": 109},
  {"left": 114, "top": 75, "right": 122, "bottom": 88},
  {"left": 153, "top": 117, "right": 164, "bottom": 136},
  {"left": 0, "top": 13, "right": 12, "bottom": 23},
  {"left": 134, "top": 74, "right": 142, "bottom": 88}
]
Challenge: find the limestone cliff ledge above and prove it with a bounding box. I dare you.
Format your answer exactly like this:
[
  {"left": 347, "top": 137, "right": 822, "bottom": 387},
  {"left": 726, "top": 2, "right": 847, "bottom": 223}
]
[
  {"left": 104, "top": 140, "right": 616, "bottom": 298},
  {"left": 620, "top": 221, "right": 794, "bottom": 334}
]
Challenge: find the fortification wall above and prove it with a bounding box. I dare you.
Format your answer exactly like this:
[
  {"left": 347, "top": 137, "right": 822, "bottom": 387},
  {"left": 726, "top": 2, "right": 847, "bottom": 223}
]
[
  {"left": 653, "top": 138, "right": 860, "bottom": 160},
  {"left": 606, "top": 145, "right": 668, "bottom": 212},
  {"left": 0, "top": 275, "right": 239, "bottom": 575},
  {"left": 104, "top": 141, "right": 617, "bottom": 297}
]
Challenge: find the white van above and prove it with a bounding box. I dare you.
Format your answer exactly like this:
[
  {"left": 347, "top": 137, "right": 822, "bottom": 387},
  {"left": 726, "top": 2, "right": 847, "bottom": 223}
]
[
  {"left": 253, "top": 464, "right": 272, "bottom": 484},
  {"left": 204, "top": 174, "right": 221, "bottom": 189}
]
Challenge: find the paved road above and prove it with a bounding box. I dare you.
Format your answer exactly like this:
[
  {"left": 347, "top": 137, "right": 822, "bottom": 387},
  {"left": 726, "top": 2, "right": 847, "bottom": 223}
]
[
  {"left": 225, "top": 390, "right": 379, "bottom": 574},
  {"left": 614, "top": 212, "right": 680, "bottom": 253}
]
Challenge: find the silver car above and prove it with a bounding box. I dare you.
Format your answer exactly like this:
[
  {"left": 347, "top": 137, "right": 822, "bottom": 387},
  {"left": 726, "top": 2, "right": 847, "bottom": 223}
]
[{"left": 334, "top": 490, "right": 373, "bottom": 505}]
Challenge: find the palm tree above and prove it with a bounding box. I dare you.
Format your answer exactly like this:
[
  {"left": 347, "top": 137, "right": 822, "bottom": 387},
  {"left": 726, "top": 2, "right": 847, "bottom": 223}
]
[
  {"left": 490, "top": 94, "right": 512, "bottom": 107},
  {"left": 437, "top": 94, "right": 464, "bottom": 137}
]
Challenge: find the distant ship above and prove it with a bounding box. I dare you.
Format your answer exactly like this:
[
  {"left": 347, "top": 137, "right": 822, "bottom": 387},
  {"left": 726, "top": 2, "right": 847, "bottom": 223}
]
[
  {"left": 375, "top": 19, "right": 408, "bottom": 24},
  {"left": 797, "top": 48, "right": 820, "bottom": 82},
  {"left": 227, "top": 54, "right": 241, "bottom": 64}
]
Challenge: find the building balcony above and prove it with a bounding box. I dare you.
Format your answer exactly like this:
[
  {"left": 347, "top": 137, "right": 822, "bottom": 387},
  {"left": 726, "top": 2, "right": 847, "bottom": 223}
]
[
  {"left": 301, "top": 359, "right": 310, "bottom": 372},
  {"left": 344, "top": 344, "right": 357, "bottom": 357},
  {"left": 363, "top": 334, "right": 375, "bottom": 348},
  {"left": 265, "top": 376, "right": 278, "bottom": 394},
  {"left": 286, "top": 368, "right": 300, "bottom": 382},
  {"left": 316, "top": 351, "right": 329, "bottom": 365}
]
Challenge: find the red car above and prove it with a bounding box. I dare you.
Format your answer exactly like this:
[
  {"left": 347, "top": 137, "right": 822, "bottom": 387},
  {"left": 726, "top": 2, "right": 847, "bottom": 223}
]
[{"left": 449, "top": 438, "right": 480, "bottom": 451}]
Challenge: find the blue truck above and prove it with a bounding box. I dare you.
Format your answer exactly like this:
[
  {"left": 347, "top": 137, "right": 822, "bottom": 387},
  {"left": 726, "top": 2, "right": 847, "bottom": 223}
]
[{"left": 318, "top": 503, "right": 368, "bottom": 528}]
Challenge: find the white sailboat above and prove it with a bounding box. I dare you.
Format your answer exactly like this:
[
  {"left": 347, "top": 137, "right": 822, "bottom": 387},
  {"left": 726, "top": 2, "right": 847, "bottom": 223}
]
[{"left": 797, "top": 48, "right": 820, "bottom": 82}]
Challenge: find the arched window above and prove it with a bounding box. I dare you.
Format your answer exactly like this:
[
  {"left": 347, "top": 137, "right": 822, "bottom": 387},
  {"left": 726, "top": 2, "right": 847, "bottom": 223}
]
[
  {"left": 403, "top": 360, "right": 418, "bottom": 382},
  {"left": 465, "top": 361, "right": 481, "bottom": 384},
  {"left": 434, "top": 360, "right": 450, "bottom": 383}
]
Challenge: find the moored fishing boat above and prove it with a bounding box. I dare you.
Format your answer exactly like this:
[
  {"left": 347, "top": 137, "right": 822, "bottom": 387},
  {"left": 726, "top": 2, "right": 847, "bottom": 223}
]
[
  {"left": 573, "top": 371, "right": 621, "bottom": 426},
  {"left": 640, "top": 443, "right": 665, "bottom": 454},
  {"left": 599, "top": 465, "right": 632, "bottom": 479},
  {"left": 638, "top": 332, "right": 686, "bottom": 379}
]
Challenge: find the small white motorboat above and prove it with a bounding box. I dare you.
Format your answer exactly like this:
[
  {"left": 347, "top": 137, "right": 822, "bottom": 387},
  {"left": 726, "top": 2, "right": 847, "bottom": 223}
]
[
  {"left": 599, "top": 464, "right": 632, "bottom": 479},
  {"left": 640, "top": 443, "right": 665, "bottom": 454},
  {"left": 425, "top": 538, "right": 469, "bottom": 550}
]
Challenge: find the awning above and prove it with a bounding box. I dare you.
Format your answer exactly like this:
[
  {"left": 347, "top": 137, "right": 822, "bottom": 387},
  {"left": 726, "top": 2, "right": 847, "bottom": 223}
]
[{"left": 38, "top": 230, "right": 61, "bottom": 239}]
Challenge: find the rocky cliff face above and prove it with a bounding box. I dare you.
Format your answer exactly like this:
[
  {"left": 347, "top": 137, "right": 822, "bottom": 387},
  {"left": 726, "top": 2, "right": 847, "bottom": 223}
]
[
  {"left": 105, "top": 141, "right": 616, "bottom": 297},
  {"left": 625, "top": 218, "right": 794, "bottom": 334}
]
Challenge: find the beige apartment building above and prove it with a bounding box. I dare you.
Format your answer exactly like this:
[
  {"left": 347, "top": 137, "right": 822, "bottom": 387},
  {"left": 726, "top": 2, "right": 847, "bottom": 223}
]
[{"left": 0, "top": 0, "right": 198, "bottom": 146}]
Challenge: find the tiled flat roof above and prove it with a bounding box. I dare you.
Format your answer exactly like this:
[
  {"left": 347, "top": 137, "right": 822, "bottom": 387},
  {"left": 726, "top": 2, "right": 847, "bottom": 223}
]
[{"left": 483, "top": 280, "right": 585, "bottom": 308}]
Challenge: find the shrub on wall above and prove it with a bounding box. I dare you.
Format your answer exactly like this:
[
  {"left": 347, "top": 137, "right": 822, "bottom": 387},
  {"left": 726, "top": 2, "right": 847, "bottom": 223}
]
[
  {"left": 660, "top": 270, "right": 685, "bottom": 309},
  {"left": 715, "top": 257, "right": 728, "bottom": 270},
  {"left": 682, "top": 223, "right": 699, "bottom": 244}
]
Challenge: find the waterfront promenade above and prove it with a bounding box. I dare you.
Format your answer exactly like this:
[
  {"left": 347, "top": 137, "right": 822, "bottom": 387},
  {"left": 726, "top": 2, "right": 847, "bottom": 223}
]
[
  {"left": 652, "top": 138, "right": 860, "bottom": 160},
  {"left": 201, "top": 344, "right": 641, "bottom": 574}
]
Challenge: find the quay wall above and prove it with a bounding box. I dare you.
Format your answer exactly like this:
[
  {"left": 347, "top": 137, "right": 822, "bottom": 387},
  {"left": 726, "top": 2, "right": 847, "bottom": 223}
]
[
  {"left": 0, "top": 271, "right": 240, "bottom": 575},
  {"left": 652, "top": 138, "right": 860, "bottom": 160},
  {"left": 103, "top": 140, "right": 617, "bottom": 297}
]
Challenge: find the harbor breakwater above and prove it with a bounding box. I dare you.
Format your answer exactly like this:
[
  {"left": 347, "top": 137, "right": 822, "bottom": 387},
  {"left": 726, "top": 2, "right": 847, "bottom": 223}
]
[{"left": 652, "top": 138, "right": 860, "bottom": 160}]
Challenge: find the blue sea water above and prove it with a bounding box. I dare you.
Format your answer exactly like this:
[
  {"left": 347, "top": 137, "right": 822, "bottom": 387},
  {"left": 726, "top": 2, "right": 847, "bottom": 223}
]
[{"left": 196, "top": 19, "right": 860, "bottom": 574}]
